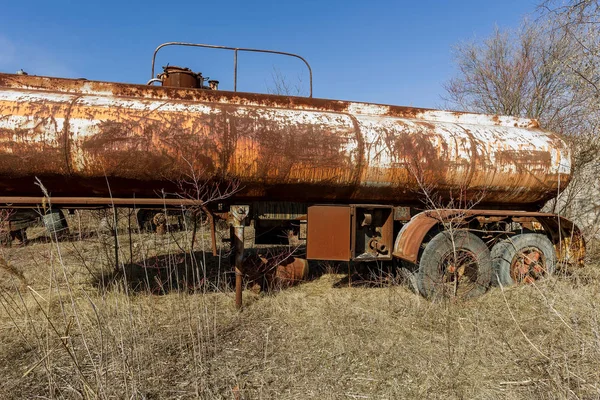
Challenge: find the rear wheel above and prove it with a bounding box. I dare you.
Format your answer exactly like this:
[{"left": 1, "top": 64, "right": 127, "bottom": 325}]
[
  {"left": 417, "top": 231, "right": 492, "bottom": 300},
  {"left": 179, "top": 209, "right": 209, "bottom": 230},
  {"left": 136, "top": 209, "right": 158, "bottom": 232},
  {"left": 491, "top": 233, "right": 555, "bottom": 286}
]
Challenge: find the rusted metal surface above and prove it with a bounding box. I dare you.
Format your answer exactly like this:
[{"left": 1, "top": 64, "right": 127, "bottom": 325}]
[
  {"left": 203, "top": 207, "right": 218, "bottom": 256},
  {"left": 351, "top": 205, "right": 393, "bottom": 261},
  {"left": 0, "top": 73, "right": 571, "bottom": 209},
  {"left": 393, "top": 206, "right": 412, "bottom": 221},
  {"left": 392, "top": 212, "right": 440, "bottom": 263},
  {"left": 393, "top": 209, "right": 586, "bottom": 264},
  {"left": 535, "top": 215, "right": 586, "bottom": 267},
  {"left": 240, "top": 253, "right": 308, "bottom": 289},
  {"left": 252, "top": 201, "right": 307, "bottom": 220},
  {"left": 230, "top": 206, "right": 248, "bottom": 310},
  {"left": 510, "top": 248, "right": 546, "bottom": 283},
  {"left": 274, "top": 257, "right": 309, "bottom": 286},
  {"left": 0, "top": 196, "right": 203, "bottom": 207},
  {"left": 307, "top": 205, "right": 351, "bottom": 261},
  {"left": 159, "top": 66, "right": 200, "bottom": 89}
]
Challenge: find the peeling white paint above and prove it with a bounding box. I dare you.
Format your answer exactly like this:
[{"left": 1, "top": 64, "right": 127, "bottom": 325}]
[{"left": 0, "top": 77, "right": 573, "bottom": 204}]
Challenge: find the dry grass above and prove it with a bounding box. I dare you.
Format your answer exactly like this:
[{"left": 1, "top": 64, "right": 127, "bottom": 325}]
[{"left": 0, "top": 211, "right": 599, "bottom": 399}]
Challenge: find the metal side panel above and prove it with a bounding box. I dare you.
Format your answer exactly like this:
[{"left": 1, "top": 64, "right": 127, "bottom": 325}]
[{"left": 307, "top": 205, "right": 351, "bottom": 261}]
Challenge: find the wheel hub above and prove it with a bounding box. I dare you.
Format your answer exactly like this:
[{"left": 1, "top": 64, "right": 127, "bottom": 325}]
[
  {"left": 510, "top": 247, "right": 546, "bottom": 284},
  {"left": 441, "top": 250, "right": 478, "bottom": 297}
]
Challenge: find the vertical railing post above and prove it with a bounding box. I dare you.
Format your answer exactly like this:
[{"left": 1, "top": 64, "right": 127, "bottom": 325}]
[{"left": 233, "top": 49, "right": 238, "bottom": 92}]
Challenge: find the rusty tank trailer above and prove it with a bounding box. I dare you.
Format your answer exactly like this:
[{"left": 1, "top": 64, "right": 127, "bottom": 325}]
[
  {"left": 0, "top": 73, "right": 571, "bottom": 208},
  {"left": 0, "top": 42, "right": 584, "bottom": 306}
]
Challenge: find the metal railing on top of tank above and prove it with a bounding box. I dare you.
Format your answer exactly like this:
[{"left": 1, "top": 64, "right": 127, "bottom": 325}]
[{"left": 150, "top": 42, "right": 313, "bottom": 97}]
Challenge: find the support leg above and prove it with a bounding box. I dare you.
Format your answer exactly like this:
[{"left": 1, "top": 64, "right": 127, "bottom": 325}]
[{"left": 230, "top": 206, "right": 249, "bottom": 310}]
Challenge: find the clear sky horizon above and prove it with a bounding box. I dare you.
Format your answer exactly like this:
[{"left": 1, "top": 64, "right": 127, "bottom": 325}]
[{"left": 0, "top": 0, "right": 538, "bottom": 109}]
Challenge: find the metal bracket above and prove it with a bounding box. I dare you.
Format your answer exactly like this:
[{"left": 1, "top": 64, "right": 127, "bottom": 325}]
[{"left": 230, "top": 205, "right": 249, "bottom": 226}]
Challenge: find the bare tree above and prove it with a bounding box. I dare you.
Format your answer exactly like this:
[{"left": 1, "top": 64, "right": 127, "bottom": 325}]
[
  {"left": 444, "top": 3, "right": 600, "bottom": 235},
  {"left": 444, "top": 22, "right": 584, "bottom": 134},
  {"left": 266, "top": 67, "right": 306, "bottom": 96},
  {"left": 446, "top": 1, "right": 600, "bottom": 142},
  {"left": 444, "top": 20, "right": 596, "bottom": 165},
  {"left": 540, "top": 0, "right": 600, "bottom": 97},
  {"left": 538, "top": 1, "right": 600, "bottom": 172}
]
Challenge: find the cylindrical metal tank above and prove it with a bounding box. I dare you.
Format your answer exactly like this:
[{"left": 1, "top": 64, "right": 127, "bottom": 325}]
[{"left": 0, "top": 73, "right": 571, "bottom": 209}]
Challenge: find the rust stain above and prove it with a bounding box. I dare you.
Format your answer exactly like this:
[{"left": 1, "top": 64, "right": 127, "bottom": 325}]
[
  {"left": 0, "top": 72, "right": 572, "bottom": 207},
  {"left": 0, "top": 73, "right": 460, "bottom": 119}
]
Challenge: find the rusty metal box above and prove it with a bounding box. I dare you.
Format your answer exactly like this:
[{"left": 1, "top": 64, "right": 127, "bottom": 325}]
[{"left": 307, "top": 205, "right": 351, "bottom": 261}]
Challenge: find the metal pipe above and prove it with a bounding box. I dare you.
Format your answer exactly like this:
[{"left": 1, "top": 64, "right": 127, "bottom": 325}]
[
  {"left": 146, "top": 78, "right": 163, "bottom": 86},
  {"left": 0, "top": 196, "right": 206, "bottom": 207},
  {"left": 200, "top": 204, "right": 218, "bottom": 257},
  {"left": 235, "top": 248, "right": 243, "bottom": 310},
  {"left": 229, "top": 205, "right": 249, "bottom": 309},
  {"left": 112, "top": 206, "right": 120, "bottom": 271},
  {"left": 151, "top": 42, "right": 313, "bottom": 97},
  {"left": 208, "top": 213, "right": 217, "bottom": 256}
]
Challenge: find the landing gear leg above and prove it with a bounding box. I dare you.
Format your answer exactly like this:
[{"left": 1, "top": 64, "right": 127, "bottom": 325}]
[{"left": 230, "top": 206, "right": 249, "bottom": 310}]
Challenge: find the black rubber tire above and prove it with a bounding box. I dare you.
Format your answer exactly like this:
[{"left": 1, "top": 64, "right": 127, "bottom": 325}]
[
  {"left": 136, "top": 209, "right": 157, "bottom": 232},
  {"left": 491, "top": 233, "right": 556, "bottom": 287},
  {"left": 398, "top": 267, "right": 419, "bottom": 294},
  {"left": 181, "top": 209, "right": 208, "bottom": 229},
  {"left": 417, "top": 231, "right": 492, "bottom": 300},
  {"left": 9, "top": 209, "right": 39, "bottom": 231}
]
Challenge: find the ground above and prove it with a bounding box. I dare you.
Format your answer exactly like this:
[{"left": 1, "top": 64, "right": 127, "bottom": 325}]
[{"left": 0, "top": 210, "right": 599, "bottom": 399}]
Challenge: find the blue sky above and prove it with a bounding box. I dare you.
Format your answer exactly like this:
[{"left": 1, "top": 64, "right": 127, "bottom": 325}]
[{"left": 0, "top": 0, "right": 538, "bottom": 108}]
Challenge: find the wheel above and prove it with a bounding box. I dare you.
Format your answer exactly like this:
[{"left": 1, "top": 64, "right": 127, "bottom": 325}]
[
  {"left": 180, "top": 209, "right": 208, "bottom": 230},
  {"left": 491, "top": 233, "right": 556, "bottom": 286},
  {"left": 153, "top": 212, "right": 167, "bottom": 234},
  {"left": 136, "top": 209, "right": 157, "bottom": 232},
  {"left": 417, "top": 231, "right": 492, "bottom": 299},
  {"left": 10, "top": 229, "right": 28, "bottom": 245},
  {"left": 4, "top": 209, "right": 37, "bottom": 245}
]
